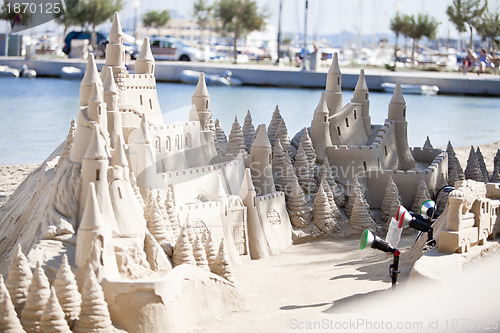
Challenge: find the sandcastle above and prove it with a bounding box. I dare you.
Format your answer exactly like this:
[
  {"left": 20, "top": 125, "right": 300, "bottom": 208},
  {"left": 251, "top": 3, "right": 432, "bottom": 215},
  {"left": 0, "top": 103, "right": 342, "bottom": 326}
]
[{"left": 1, "top": 11, "right": 500, "bottom": 333}]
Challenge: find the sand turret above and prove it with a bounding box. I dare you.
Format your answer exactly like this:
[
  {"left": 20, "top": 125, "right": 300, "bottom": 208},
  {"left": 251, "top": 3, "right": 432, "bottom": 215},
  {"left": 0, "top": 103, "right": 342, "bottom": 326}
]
[
  {"left": 79, "top": 124, "right": 114, "bottom": 226},
  {"left": 80, "top": 54, "right": 102, "bottom": 106},
  {"left": 387, "top": 84, "right": 415, "bottom": 170},
  {"left": 249, "top": 124, "right": 275, "bottom": 195},
  {"left": 135, "top": 37, "right": 155, "bottom": 74},
  {"left": 325, "top": 52, "right": 343, "bottom": 115},
  {"left": 102, "top": 66, "right": 120, "bottom": 148},
  {"left": 310, "top": 92, "right": 332, "bottom": 162},
  {"left": 189, "top": 73, "right": 211, "bottom": 126},
  {"left": 76, "top": 183, "right": 105, "bottom": 268},
  {"left": 105, "top": 11, "right": 125, "bottom": 68},
  {"left": 87, "top": 83, "right": 107, "bottom": 132},
  {"left": 388, "top": 84, "right": 406, "bottom": 121},
  {"left": 351, "top": 69, "right": 371, "bottom": 136}
]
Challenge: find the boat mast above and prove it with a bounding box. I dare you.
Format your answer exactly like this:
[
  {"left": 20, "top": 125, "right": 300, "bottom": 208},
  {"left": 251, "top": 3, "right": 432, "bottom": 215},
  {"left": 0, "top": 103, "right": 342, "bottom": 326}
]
[
  {"left": 276, "top": 0, "right": 283, "bottom": 64},
  {"left": 303, "top": 0, "right": 309, "bottom": 70}
]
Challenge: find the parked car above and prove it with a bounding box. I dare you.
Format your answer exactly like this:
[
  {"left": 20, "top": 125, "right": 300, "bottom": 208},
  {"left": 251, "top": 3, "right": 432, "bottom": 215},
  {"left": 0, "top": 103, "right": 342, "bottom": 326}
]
[
  {"left": 150, "top": 38, "right": 203, "bottom": 61},
  {"left": 63, "top": 31, "right": 139, "bottom": 59}
]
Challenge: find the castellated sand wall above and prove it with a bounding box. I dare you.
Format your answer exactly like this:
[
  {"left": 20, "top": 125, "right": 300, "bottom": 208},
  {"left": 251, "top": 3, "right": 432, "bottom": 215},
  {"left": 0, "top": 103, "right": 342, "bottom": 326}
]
[
  {"left": 328, "top": 103, "right": 368, "bottom": 146},
  {"left": 254, "top": 191, "right": 292, "bottom": 255},
  {"left": 119, "top": 74, "right": 163, "bottom": 128},
  {"left": 149, "top": 121, "right": 204, "bottom": 172},
  {"left": 326, "top": 120, "right": 399, "bottom": 190},
  {"left": 325, "top": 117, "right": 447, "bottom": 209},
  {"left": 161, "top": 158, "right": 245, "bottom": 201},
  {"left": 366, "top": 148, "right": 448, "bottom": 209}
]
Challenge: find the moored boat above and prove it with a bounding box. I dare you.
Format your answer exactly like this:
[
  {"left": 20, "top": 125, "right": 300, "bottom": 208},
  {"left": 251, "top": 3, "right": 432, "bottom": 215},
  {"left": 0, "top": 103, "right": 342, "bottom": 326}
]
[
  {"left": 180, "top": 69, "right": 242, "bottom": 86},
  {"left": 381, "top": 82, "right": 439, "bottom": 95}
]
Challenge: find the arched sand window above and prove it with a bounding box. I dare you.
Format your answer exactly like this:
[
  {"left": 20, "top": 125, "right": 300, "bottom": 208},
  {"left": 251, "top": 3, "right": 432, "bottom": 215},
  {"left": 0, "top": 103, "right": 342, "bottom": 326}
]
[
  {"left": 354, "top": 110, "right": 357, "bottom": 119},
  {"left": 96, "top": 169, "right": 100, "bottom": 181},
  {"left": 185, "top": 132, "right": 192, "bottom": 148},
  {"left": 346, "top": 118, "right": 349, "bottom": 127},
  {"left": 155, "top": 136, "right": 161, "bottom": 152},
  {"left": 166, "top": 136, "right": 171, "bottom": 151}
]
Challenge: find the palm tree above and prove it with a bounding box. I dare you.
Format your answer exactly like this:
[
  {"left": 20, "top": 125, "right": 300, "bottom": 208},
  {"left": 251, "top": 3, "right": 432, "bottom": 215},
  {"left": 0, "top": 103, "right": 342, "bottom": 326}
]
[
  {"left": 214, "top": 0, "right": 267, "bottom": 64},
  {"left": 447, "top": 0, "right": 487, "bottom": 49},
  {"left": 390, "top": 13, "right": 407, "bottom": 61},
  {"left": 143, "top": 9, "right": 171, "bottom": 37},
  {"left": 476, "top": 9, "right": 500, "bottom": 51},
  {"left": 193, "top": 0, "right": 213, "bottom": 47},
  {"left": 405, "top": 13, "right": 440, "bottom": 64}
]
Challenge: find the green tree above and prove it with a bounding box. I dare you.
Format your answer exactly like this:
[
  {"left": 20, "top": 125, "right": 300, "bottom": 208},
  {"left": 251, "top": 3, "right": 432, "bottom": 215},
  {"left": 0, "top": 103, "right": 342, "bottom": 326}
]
[
  {"left": 447, "top": 0, "right": 488, "bottom": 49},
  {"left": 214, "top": 0, "right": 267, "bottom": 64},
  {"left": 193, "top": 0, "right": 213, "bottom": 47},
  {"left": 0, "top": 2, "right": 32, "bottom": 32},
  {"left": 405, "top": 13, "right": 440, "bottom": 64},
  {"left": 143, "top": 9, "right": 171, "bottom": 37},
  {"left": 390, "top": 13, "right": 407, "bottom": 61},
  {"left": 54, "top": 1, "right": 81, "bottom": 43},
  {"left": 476, "top": 10, "right": 500, "bottom": 51},
  {"left": 69, "top": 0, "right": 124, "bottom": 50}
]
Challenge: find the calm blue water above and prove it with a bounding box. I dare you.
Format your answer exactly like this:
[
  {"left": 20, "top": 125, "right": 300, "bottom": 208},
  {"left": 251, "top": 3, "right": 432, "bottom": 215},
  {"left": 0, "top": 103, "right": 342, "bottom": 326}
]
[{"left": 0, "top": 77, "right": 499, "bottom": 165}]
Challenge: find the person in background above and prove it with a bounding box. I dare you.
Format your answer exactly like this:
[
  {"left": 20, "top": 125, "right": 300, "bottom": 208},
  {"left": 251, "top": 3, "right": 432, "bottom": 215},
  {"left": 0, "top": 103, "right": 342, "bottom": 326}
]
[
  {"left": 462, "top": 49, "right": 476, "bottom": 74},
  {"left": 478, "top": 49, "right": 491, "bottom": 75}
]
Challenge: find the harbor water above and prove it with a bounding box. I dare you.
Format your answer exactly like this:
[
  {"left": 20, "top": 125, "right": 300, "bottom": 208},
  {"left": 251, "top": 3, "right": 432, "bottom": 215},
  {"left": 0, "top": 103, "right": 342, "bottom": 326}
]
[{"left": 0, "top": 77, "right": 499, "bottom": 165}]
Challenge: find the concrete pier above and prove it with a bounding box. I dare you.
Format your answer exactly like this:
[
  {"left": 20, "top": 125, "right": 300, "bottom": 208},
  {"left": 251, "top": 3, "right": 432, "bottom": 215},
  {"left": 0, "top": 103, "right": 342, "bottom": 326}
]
[{"left": 1, "top": 57, "right": 499, "bottom": 96}]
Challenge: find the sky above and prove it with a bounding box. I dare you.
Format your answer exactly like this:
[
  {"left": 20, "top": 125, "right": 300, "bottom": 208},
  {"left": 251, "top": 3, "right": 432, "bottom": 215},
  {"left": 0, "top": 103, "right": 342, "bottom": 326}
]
[
  {"left": 3, "top": 0, "right": 499, "bottom": 40},
  {"left": 120, "top": 0, "right": 500, "bottom": 39}
]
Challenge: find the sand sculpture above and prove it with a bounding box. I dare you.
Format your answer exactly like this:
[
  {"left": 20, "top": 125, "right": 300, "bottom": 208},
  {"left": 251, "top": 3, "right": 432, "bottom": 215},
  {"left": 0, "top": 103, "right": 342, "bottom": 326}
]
[
  {"left": 52, "top": 255, "right": 80, "bottom": 327},
  {"left": 0, "top": 274, "right": 25, "bottom": 333},
  {"left": 380, "top": 176, "right": 401, "bottom": 223},
  {"left": 439, "top": 180, "right": 500, "bottom": 253},
  {"left": 242, "top": 110, "right": 256, "bottom": 152},
  {"left": 2, "top": 10, "right": 499, "bottom": 332},
  {"left": 40, "top": 288, "right": 72, "bottom": 333},
  {"left": 6, "top": 244, "right": 33, "bottom": 316}
]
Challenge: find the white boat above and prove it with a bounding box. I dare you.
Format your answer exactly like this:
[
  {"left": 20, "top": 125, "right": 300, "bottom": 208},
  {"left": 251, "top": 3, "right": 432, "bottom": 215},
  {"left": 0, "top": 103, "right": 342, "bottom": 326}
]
[
  {"left": 0, "top": 65, "right": 19, "bottom": 77},
  {"left": 381, "top": 82, "right": 439, "bottom": 95},
  {"left": 60, "top": 66, "right": 84, "bottom": 80},
  {"left": 179, "top": 69, "right": 242, "bottom": 86},
  {"left": 0, "top": 65, "right": 37, "bottom": 78},
  {"left": 19, "top": 65, "right": 37, "bottom": 78}
]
